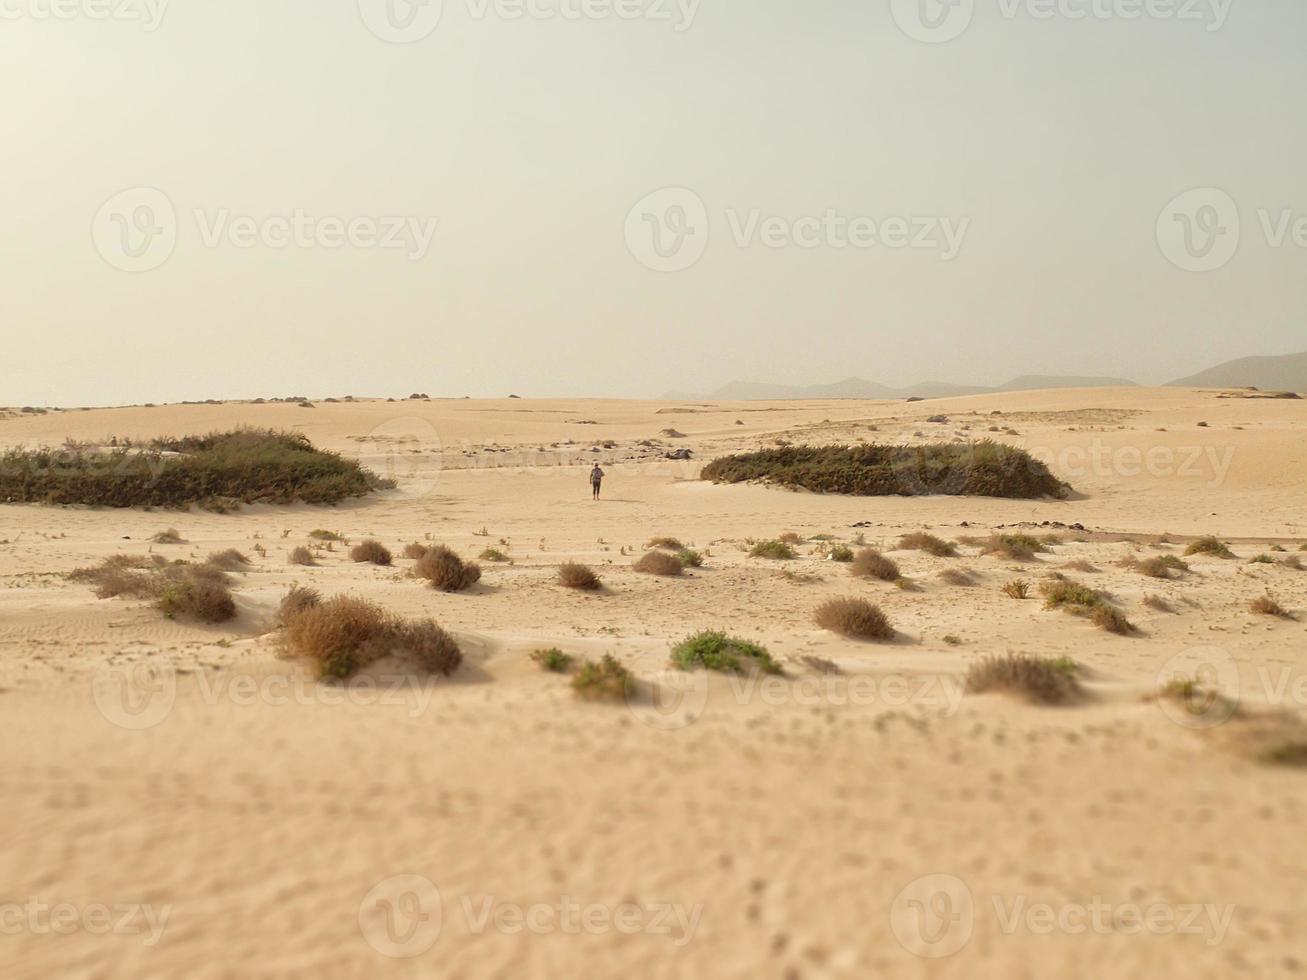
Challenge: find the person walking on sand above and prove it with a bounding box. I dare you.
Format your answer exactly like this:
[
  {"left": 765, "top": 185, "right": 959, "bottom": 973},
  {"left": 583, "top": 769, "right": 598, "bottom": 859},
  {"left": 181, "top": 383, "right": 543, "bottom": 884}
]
[{"left": 590, "top": 464, "right": 605, "bottom": 500}]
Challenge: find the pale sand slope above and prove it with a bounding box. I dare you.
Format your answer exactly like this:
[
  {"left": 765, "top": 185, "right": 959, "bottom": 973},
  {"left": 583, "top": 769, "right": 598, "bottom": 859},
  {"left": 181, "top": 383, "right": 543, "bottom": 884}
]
[{"left": 0, "top": 387, "right": 1305, "bottom": 978}]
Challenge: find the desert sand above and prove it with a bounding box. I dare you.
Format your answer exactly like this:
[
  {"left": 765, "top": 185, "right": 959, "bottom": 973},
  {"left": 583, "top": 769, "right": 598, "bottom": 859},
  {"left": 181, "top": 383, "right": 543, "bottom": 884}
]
[{"left": 1, "top": 386, "right": 1305, "bottom": 979}]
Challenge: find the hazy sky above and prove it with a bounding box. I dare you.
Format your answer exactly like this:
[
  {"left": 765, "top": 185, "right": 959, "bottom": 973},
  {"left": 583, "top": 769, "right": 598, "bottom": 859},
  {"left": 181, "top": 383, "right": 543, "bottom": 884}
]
[{"left": 4, "top": 0, "right": 1306, "bottom": 405}]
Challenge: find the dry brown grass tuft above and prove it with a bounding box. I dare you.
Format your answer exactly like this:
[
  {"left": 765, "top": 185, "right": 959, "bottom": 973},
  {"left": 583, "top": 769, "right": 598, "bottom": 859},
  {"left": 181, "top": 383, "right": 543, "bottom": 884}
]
[
  {"left": 396, "top": 619, "right": 463, "bottom": 676},
  {"left": 154, "top": 567, "right": 237, "bottom": 623},
  {"left": 1040, "top": 577, "right": 1137, "bottom": 634},
  {"left": 349, "top": 540, "right": 393, "bottom": 566},
  {"left": 634, "top": 550, "right": 684, "bottom": 577},
  {"left": 938, "top": 568, "right": 976, "bottom": 587},
  {"left": 1251, "top": 594, "right": 1291, "bottom": 618},
  {"left": 1143, "top": 594, "right": 1176, "bottom": 613},
  {"left": 966, "top": 653, "right": 1083, "bottom": 704},
  {"left": 279, "top": 586, "right": 322, "bottom": 622},
  {"left": 813, "top": 597, "right": 894, "bottom": 640},
  {"left": 282, "top": 595, "right": 397, "bottom": 678},
  {"left": 415, "top": 546, "right": 483, "bottom": 592},
  {"left": 206, "top": 549, "right": 251, "bottom": 571},
  {"left": 850, "top": 548, "right": 900, "bottom": 582},
  {"left": 558, "top": 561, "right": 602, "bottom": 590},
  {"left": 778, "top": 531, "right": 805, "bottom": 545},
  {"left": 645, "top": 536, "right": 684, "bottom": 551},
  {"left": 896, "top": 532, "right": 958, "bottom": 557},
  {"left": 280, "top": 594, "right": 462, "bottom": 679},
  {"left": 1001, "top": 578, "right": 1031, "bottom": 599},
  {"left": 979, "top": 534, "right": 1046, "bottom": 561},
  {"left": 403, "top": 542, "right": 429, "bottom": 560},
  {"left": 288, "top": 546, "right": 316, "bottom": 566},
  {"left": 151, "top": 528, "right": 185, "bottom": 545},
  {"left": 70, "top": 556, "right": 237, "bottom": 622},
  {"left": 1061, "top": 559, "right": 1098, "bottom": 573}
]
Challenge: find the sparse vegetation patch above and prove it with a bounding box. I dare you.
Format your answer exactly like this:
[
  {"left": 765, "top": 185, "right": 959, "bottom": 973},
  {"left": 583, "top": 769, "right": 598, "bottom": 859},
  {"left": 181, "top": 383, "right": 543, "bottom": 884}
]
[
  {"left": 966, "top": 653, "right": 1084, "bottom": 705},
  {"left": 701, "top": 442, "right": 1068, "bottom": 499},
  {"left": 0, "top": 429, "right": 390, "bottom": 509}
]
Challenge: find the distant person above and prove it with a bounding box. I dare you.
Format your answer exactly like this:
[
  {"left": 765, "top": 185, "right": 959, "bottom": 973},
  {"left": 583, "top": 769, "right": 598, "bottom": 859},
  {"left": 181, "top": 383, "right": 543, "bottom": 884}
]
[{"left": 590, "top": 464, "right": 605, "bottom": 500}]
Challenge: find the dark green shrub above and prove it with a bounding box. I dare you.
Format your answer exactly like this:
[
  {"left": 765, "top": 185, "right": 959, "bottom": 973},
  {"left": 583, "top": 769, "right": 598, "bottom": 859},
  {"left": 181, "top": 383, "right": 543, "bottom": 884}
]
[
  {"left": 0, "top": 429, "right": 389, "bottom": 509},
  {"left": 701, "top": 442, "right": 1068, "bottom": 499}
]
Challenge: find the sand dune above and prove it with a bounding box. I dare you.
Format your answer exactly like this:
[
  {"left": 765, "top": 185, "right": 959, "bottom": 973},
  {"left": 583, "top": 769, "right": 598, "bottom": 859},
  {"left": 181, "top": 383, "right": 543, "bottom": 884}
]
[{"left": 2, "top": 387, "right": 1305, "bottom": 978}]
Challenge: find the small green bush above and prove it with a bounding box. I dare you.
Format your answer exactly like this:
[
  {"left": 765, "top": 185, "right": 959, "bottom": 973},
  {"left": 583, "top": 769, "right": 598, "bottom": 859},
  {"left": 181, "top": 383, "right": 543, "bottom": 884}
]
[
  {"left": 572, "top": 655, "right": 634, "bottom": 701},
  {"left": 531, "top": 648, "right": 574, "bottom": 673},
  {"left": 749, "top": 540, "right": 797, "bottom": 560},
  {"left": 676, "top": 549, "right": 705, "bottom": 568},
  {"left": 670, "top": 630, "right": 781, "bottom": 674},
  {"left": 1185, "top": 536, "right": 1236, "bottom": 559}
]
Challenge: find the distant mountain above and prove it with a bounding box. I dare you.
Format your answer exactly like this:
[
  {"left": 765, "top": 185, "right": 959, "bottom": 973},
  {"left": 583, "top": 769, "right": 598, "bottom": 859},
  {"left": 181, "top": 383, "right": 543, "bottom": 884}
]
[
  {"left": 709, "top": 378, "right": 898, "bottom": 401},
  {"left": 1168, "top": 352, "right": 1307, "bottom": 392},
  {"left": 660, "top": 374, "right": 1137, "bottom": 402},
  {"left": 1000, "top": 374, "right": 1137, "bottom": 391}
]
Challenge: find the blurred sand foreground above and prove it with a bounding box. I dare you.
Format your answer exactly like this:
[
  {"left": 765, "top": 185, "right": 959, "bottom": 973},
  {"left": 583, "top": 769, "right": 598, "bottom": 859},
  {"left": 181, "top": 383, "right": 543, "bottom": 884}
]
[{"left": 1, "top": 387, "right": 1305, "bottom": 979}]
